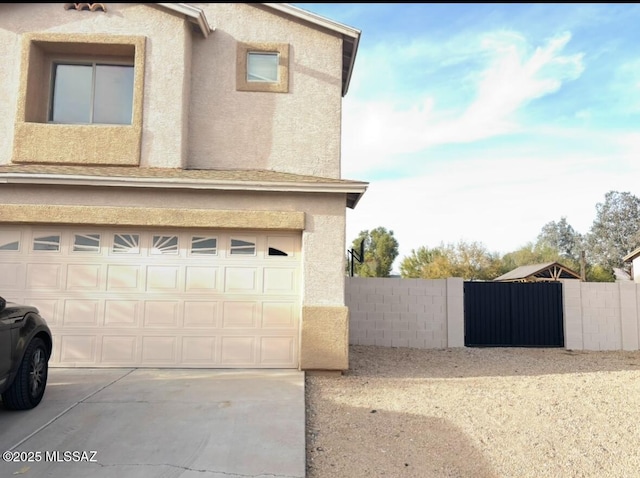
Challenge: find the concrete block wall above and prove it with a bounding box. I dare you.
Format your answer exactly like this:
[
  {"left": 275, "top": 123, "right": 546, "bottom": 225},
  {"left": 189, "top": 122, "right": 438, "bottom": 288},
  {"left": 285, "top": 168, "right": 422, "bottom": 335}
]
[
  {"left": 348, "top": 277, "right": 640, "bottom": 352},
  {"left": 562, "top": 280, "right": 640, "bottom": 351},
  {"left": 345, "top": 277, "right": 464, "bottom": 348}
]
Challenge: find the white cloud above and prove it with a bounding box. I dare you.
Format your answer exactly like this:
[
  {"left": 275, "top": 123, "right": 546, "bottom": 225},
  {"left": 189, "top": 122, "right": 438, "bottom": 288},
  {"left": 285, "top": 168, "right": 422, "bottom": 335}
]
[{"left": 342, "top": 31, "right": 585, "bottom": 178}]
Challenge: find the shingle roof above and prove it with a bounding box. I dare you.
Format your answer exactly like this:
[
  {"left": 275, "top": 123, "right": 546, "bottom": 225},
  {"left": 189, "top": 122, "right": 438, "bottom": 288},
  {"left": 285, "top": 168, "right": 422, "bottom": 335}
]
[{"left": 0, "top": 165, "right": 369, "bottom": 208}]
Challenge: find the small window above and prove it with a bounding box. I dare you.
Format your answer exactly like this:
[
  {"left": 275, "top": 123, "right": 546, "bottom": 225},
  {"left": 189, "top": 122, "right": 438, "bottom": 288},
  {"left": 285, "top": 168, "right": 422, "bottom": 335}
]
[
  {"left": 73, "top": 233, "right": 101, "bottom": 252},
  {"left": 236, "top": 42, "right": 289, "bottom": 93},
  {"left": 51, "top": 62, "right": 134, "bottom": 124},
  {"left": 267, "top": 236, "right": 294, "bottom": 257},
  {"left": 268, "top": 247, "right": 288, "bottom": 257},
  {"left": 0, "top": 231, "right": 20, "bottom": 251},
  {"left": 230, "top": 238, "right": 256, "bottom": 255},
  {"left": 0, "top": 241, "right": 19, "bottom": 251},
  {"left": 33, "top": 234, "right": 61, "bottom": 252},
  {"left": 191, "top": 236, "right": 217, "bottom": 255},
  {"left": 112, "top": 234, "right": 139, "bottom": 254},
  {"left": 151, "top": 235, "right": 178, "bottom": 255},
  {"left": 247, "top": 52, "right": 278, "bottom": 82}
]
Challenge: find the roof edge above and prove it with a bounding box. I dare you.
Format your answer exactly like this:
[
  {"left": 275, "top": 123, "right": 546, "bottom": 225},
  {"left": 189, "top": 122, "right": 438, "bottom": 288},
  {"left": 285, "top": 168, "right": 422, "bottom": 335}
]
[
  {"left": 156, "top": 3, "right": 214, "bottom": 38},
  {"left": 261, "top": 3, "right": 361, "bottom": 96},
  {"left": 624, "top": 246, "right": 640, "bottom": 262},
  {"left": 0, "top": 172, "right": 368, "bottom": 208}
]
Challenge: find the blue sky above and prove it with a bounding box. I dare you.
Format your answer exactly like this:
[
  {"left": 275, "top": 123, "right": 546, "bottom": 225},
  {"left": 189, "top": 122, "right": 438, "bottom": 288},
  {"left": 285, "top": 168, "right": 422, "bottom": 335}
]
[{"left": 294, "top": 3, "right": 640, "bottom": 270}]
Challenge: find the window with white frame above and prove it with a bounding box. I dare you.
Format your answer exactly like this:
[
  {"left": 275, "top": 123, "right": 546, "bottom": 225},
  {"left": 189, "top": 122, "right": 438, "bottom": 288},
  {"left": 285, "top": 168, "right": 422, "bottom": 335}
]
[
  {"left": 50, "top": 62, "right": 134, "bottom": 124},
  {"left": 247, "top": 52, "right": 279, "bottom": 82},
  {"left": 236, "top": 42, "right": 289, "bottom": 93}
]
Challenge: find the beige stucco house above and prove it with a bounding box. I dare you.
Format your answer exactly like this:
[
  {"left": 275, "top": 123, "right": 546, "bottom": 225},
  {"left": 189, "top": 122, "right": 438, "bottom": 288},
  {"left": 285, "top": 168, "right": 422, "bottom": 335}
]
[{"left": 0, "top": 3, "right": 367, "bottom": 371}]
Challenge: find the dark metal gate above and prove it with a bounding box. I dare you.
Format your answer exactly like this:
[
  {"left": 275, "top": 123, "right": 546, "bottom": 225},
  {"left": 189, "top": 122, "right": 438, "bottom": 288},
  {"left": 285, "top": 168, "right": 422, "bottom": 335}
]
[{"left": 464, "top": 281, "right": 564, "bottom": 347}]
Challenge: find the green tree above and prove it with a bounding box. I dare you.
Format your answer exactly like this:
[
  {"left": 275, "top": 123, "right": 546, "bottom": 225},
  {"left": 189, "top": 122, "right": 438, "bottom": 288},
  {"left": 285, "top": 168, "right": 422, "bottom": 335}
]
[
  {"left": 586, "top": 191, "right": 640, "bottom": 273},
  {"left": 400, "top": 245, "right": 454, "bottom": 279},
  {"left": 500, "top": 242, "right": 564, "bottom": 271},
  {"left": 400, "top": 240, "right": 502, "bottom": 280},
  {"left": 349, "top": 227, "right": 399, "bottom": 277},
  {"left": 536, "top": 217, "right": 583, "bottom": 265}
]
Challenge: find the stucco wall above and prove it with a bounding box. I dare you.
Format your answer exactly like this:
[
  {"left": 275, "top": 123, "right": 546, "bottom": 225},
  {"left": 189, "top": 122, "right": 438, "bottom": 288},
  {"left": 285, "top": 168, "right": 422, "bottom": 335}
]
[
  {"left": 1, "top": 3, "right": 345, "bottom": 178},
  {"left": 189, "top": 4, "right": 343, "bottom": 178},
  {"left": 0, "top": 4, "right": 191, "bottom": 169}
]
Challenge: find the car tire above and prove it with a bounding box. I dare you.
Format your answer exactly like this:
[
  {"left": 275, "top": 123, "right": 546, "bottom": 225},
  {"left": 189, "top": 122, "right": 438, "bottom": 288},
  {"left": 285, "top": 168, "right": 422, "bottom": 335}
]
[{"left": 1, "top": 337, "right": 49, "bottom": 410}]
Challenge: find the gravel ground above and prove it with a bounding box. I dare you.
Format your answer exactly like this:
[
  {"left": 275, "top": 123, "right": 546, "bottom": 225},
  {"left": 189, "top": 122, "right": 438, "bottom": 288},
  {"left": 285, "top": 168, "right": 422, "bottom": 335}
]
[{"left": 305, "top": 345, "right": 640, "bottom": 478}]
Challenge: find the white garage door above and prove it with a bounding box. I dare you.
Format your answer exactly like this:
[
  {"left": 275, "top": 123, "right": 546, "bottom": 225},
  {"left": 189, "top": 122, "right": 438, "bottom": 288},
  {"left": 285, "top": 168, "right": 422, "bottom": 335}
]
[{"left": 0, "top": 226, "right": 301, "bottom": 368}]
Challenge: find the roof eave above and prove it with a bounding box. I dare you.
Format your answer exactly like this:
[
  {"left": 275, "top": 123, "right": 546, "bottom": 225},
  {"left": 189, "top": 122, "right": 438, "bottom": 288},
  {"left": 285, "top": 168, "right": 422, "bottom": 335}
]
[
  {"left": 624, "top": 246, "right": 640, "bottom": 262},
  {"left": 156, "top": 3, "right": 214, "bottom": 38},
  {"left": 0, "top": 173, "right": 368, "bottom": 206},
  {"left": 261, "top": 3, "right": 361, "bottom": 96}
]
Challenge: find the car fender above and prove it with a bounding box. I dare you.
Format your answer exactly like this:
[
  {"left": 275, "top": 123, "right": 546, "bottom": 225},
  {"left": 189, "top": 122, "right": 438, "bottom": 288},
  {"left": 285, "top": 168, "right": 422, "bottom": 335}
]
[{"left": 8, "top": 313, "right": 52, "bottom": 384}]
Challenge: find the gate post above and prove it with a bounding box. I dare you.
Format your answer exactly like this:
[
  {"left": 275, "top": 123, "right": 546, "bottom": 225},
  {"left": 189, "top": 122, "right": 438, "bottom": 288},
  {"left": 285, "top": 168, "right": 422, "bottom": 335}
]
[
  {"left": 446, "top": 277, "right": 464, "bottom": 347},
  {"left": 562, "top": 279, "right": 583, "bottom": 350}
]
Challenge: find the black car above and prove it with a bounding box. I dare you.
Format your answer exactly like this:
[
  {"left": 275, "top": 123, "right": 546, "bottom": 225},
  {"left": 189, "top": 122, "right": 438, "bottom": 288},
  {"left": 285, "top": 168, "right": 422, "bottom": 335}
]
[{"left": 0, "top": 296, "right": 52, "bottom": 410}]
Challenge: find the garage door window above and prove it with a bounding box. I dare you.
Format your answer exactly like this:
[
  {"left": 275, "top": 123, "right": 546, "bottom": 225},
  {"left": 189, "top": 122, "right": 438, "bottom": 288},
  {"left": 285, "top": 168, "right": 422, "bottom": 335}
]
[
  {"left": 151, "top": 235, "right": 178, "bottom": 255},
  {"left": 73, "top": 233, "right": 101, "bottom": 253},
  {"left": 190, "top": 236, "right": 217, "bottom": 255},
  {"left": 33, "top": 234, "right": 60, "bottom": 252},
  {"left": 0, "top": 231, "right": 20, "bottom": 251},
  {"left": 112, "top": 234, "right": 140, "bottom": 254},
  {"left": 230, "top": 238, "right": 255, "bottom": 255}
]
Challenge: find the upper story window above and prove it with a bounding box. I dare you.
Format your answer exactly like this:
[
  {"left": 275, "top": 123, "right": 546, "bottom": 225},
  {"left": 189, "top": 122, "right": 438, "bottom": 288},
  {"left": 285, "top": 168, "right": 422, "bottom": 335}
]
[
  {"left": 236, "top": 42, "right": 289, "bottom": 93},
  {"left": 12, "top": 33, "right": 145, "bottom": 166},
  {"left": 51, "top": 62, "right": 134, "bottom": 124},
  {"left": 247, "top": 52, "right": 279, "bottom": 83}
]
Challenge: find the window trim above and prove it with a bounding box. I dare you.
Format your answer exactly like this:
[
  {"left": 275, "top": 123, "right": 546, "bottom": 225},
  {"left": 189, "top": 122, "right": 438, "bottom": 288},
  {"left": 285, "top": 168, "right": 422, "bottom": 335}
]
[
  {"left": 49, "top": 60, "right": 135, "bottom": 125},
  {"left": 236, "top": 42, "right": 289, "bottom": 93},
  {"left": 13, "top": 33, "right": 145, "bottom": 166}
]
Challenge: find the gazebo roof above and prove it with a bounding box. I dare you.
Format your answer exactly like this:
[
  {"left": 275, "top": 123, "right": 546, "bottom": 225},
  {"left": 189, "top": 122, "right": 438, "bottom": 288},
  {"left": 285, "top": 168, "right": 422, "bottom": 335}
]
[{"left": 494, "top": 262, "right": 581, "bottom": 282}]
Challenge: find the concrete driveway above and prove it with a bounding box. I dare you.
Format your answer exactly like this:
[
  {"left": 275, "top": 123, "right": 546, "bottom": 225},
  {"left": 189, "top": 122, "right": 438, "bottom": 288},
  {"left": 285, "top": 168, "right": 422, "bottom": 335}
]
[{"left": 0, "top": 368, "right": 305, "bottom": 478}]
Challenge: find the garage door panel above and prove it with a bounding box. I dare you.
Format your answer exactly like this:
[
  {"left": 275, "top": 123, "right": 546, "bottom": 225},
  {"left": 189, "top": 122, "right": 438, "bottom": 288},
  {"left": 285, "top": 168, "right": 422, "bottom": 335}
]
[
  {"left": 104, "top": 300, "right": 140, "bottom": 327},
  {"left": 60, "top": 335, "right": 97, "bottom": 363},
  {"left": 262, "top": 302, "right": 296, "bottom": 328},
  {"left": 185, "top": 266, "right": 219, "bottom": 291},
  {"left": 29, "top": 298, "right": 60, "bottom": 326},
  {"left": 222, "top": 301, "right": 257, "bottom": 328},
  {"left": 107, "top": 264, "right": 141, "bottom": 291},
  {"left": 220, "top": 336, "right": 255, "bottom": 365},
  {"left": 101, "top": 336, "right": 138, "bottom": 363},
  {"left": 225, "top": 267, "right": 258, "bottom": 293},
  {"left": 144, "top": 301, "right": 180, "bottom": 327},
  {"left": 26, "top": 263, "right": 62, "bottom": 290},
  {"left": 260, "top": 337, "right": 295, "bottom": 364},
  {"left": 62, "top": 299, "right": 100, "bottom": 326},
  {"left": 263, "top": 268, "right": 297, "bottom": 294},
  {"left": 183, "top": 302, "right": 218, "bottom": 327},
  {"left": 181, "top": 336, "right": 217, "bottom": 363},
  {"left": 1, "top": 227, "right": 300, "bottom": 368},
  {"left": 141, "top": 336, "right": 177, "bottom": 363},
  {"left": 66, "top": 264, "right": 102, "bottom": 290},
  {"left": 0, "top": 263, "right": 24, "bottom": 288},
  {"left": 146, "top": 265, "right": 180, "bottom": 291}
]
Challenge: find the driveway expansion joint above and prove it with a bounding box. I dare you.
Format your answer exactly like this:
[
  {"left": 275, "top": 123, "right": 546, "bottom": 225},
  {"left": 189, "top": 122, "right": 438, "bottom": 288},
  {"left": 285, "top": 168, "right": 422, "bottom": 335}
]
[{"left": 6, "top": 368, "right": 136, "bottom": 451}]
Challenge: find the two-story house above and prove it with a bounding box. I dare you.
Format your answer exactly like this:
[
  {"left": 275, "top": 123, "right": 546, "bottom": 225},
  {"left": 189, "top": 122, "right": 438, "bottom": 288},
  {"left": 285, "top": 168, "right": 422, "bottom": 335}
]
[{"left": 0, "top": 3, "right": 367, "bottom": 371}]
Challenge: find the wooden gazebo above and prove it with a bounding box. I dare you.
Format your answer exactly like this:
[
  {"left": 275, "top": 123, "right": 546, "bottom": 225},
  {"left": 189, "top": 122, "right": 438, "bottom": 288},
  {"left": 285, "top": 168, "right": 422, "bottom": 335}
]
[{"left": 494, "top": 262, "right": 581, "bottom": 282}]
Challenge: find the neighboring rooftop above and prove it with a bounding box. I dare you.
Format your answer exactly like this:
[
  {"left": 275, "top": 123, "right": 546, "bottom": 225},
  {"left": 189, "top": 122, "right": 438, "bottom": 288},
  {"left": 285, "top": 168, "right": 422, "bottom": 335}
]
[{"left": 494, "top": 262, "right": 581, "bottom": 282}]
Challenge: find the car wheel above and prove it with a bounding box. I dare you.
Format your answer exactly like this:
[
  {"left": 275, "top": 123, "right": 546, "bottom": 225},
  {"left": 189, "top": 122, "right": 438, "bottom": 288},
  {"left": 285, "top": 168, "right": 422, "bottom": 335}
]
[{"left": 1, "top": 337, "right": 49, "bottom": 410}]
